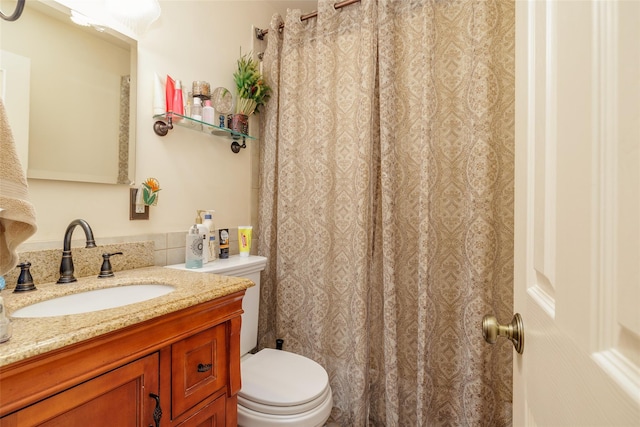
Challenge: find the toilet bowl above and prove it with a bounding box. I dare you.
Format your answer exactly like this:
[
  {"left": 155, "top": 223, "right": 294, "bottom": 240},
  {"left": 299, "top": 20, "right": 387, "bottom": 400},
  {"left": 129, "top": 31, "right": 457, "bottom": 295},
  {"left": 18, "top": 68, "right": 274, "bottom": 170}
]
[{"left": 166, "top": 255, "right": 333, "bottom": 427}]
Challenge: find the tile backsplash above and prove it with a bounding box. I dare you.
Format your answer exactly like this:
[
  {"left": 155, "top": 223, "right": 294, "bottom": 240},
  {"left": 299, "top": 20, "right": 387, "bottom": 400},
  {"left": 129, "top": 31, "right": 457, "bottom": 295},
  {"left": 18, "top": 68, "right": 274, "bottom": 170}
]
[{"left": 3, "top": 228, "right": 254, "bottom": 290}]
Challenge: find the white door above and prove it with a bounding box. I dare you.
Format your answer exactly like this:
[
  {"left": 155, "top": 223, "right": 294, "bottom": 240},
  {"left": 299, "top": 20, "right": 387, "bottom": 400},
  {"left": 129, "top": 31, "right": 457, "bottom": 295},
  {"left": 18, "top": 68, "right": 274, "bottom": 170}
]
[{"left": 514, "top": 0, "right": 640, "bottom": 425}]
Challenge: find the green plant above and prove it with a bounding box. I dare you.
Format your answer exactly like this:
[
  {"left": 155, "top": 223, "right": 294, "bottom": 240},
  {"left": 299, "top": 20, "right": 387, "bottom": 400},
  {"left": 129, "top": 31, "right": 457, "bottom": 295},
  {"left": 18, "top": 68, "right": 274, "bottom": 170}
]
[{"left": 233, "top": 52, "right": 271, "bottom": 115}]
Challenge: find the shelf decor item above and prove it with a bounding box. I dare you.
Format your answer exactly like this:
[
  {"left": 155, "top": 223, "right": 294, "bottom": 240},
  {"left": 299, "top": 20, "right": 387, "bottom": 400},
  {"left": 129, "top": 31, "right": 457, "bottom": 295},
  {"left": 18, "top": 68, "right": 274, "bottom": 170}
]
[
  {"left": 230, "top": 52, "right": 271, "bottom": 134},
  {"left": 228, "top": 113, "right": 248, "bottom": 135}
]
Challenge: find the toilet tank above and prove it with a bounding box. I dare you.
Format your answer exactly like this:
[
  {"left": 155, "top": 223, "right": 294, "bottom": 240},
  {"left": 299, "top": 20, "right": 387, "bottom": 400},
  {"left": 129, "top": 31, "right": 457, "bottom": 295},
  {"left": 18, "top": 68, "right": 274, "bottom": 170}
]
[{"left": 166, "top": 255, "right": 267, "bottom": 356}]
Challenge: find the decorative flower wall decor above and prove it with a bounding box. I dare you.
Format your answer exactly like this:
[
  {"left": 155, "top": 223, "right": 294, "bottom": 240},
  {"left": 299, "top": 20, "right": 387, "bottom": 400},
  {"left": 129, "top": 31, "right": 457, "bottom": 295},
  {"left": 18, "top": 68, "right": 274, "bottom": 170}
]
[{"left": 142, "top": 177, "right": 161, "bottom": 206}]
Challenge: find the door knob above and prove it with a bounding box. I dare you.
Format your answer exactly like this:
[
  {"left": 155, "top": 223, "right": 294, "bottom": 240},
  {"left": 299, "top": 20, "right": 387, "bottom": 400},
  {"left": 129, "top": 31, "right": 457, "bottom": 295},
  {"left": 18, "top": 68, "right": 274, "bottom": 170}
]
[{"left": 482, "top": 313, "right": 524, "bottom": 354}]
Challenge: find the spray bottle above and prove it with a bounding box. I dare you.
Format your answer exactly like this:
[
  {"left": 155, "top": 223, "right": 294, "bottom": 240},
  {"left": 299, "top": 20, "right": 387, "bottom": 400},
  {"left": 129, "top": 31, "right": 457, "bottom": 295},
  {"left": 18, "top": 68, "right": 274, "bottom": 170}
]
[{"left": 201, "top": 210, "right": 217, "bottom": 262}]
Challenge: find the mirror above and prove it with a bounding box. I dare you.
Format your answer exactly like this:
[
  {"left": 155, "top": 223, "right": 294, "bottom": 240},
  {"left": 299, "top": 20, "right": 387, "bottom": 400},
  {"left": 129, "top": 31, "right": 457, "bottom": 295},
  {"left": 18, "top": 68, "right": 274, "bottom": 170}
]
[{"left": 0, "top": 0, "right": 136, "bottom": 184}]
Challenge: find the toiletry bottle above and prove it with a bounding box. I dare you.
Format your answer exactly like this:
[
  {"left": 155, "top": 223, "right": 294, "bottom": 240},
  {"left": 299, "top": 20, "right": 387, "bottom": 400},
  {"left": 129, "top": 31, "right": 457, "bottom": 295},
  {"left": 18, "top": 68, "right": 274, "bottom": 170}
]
[
  {"left": 185, "top": 224, "right": 203, "bottom": 269},
  {"left": 195, "top": 211, "right": 210, "bottom": 263},
  {"left": 173, "top": 79, "right": 184, "bottom": 117},
  {"left": 0, "top": 295, "right": 11, "bottom": 343},
  {"left": 192, "top": 97, "right": 203, "bottom": 121},
  {"left": 219, "top": 229, "right": 229, "bottom": 259},
  {"left": 165, "top": 75, "right": 175, "bottom": 113},
  {"left": 202, "top": 100, "right": 215, "bottom": 125},
  {"left": 238, "top": 226, "right": 253, "bottom": 257},
  {"left": 153, "top": 72, "right": 166, "bottom": 115},
  {"left": 185, "top": 97, "right": 192, "bottom": 119},
  {"left": 202, "top": 211, "right": 216, "bottom": 261}
]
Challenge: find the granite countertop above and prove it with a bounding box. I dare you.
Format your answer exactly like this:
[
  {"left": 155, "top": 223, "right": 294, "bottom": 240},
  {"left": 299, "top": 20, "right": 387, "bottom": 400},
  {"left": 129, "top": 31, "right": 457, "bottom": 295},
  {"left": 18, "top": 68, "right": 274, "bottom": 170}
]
[{"left": 0, "top": 267, "right": 254, "bottom": 367}]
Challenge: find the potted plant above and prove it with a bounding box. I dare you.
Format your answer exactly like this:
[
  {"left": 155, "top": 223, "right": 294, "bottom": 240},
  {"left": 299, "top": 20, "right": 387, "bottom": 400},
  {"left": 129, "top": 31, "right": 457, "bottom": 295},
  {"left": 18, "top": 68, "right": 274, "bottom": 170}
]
[{"left": 229, "top": 52, "right": 271, "bottom": 135}]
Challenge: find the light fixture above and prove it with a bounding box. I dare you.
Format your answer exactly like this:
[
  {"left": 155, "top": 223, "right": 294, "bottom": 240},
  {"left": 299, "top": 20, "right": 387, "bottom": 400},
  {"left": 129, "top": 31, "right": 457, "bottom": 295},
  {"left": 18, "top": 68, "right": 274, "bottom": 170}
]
[
  {"left": 104, "top": 0, "right": 161, "bottom": 36},
  {"left": 70, "top": 10, "right": 91, "bottom": 27},
  {"left": 68, "top": 0, "right": 161, "bottom": 37},
  {"left": 70, "top": 10, "right": 105, "bottom": 32}
]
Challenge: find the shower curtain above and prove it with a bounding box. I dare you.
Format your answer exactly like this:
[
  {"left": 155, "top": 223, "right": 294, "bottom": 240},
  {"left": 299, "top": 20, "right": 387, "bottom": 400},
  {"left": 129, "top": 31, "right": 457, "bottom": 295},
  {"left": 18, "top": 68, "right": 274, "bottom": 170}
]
[{"left": 257, "top": 0, "right": 515, "bottom": 425}]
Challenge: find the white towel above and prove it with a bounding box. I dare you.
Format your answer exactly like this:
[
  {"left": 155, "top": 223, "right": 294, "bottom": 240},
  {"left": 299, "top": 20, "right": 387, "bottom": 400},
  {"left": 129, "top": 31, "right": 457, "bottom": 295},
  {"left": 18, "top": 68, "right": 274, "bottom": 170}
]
[{"left": 0, "top": 98, "right": 37, "bottom": 276}]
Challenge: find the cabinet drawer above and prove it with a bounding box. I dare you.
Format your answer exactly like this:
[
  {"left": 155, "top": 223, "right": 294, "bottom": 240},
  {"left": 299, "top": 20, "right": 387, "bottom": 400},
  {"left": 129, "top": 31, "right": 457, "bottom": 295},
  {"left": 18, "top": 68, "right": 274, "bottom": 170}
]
[
  {"left": 172, "top": 324, "right": 228, "bottom": 418},
  {"left": 174, "top": 394, "right": 226, "bottom": 427}
]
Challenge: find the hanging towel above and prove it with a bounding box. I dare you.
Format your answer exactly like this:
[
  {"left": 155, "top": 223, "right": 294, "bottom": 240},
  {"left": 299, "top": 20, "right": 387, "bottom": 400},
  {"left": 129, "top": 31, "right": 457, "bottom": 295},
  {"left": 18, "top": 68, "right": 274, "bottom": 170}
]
[{"left": 0, "top": 98, "right": 36, "bottom": 276}]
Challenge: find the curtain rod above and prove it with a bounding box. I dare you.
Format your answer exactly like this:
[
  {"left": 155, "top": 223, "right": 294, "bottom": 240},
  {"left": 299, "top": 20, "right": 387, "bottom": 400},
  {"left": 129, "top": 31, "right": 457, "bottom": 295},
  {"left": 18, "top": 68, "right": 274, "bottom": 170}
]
[{"left": 255, "top": 0, "right": 361, "bottom": 40}]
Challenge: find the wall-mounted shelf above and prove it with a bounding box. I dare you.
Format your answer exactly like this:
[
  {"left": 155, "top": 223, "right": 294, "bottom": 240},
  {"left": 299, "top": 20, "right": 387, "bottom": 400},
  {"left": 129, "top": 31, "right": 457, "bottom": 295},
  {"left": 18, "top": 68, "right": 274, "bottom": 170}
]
[{"left": 152, "top": 112, "right": 255, "bottom": 153}]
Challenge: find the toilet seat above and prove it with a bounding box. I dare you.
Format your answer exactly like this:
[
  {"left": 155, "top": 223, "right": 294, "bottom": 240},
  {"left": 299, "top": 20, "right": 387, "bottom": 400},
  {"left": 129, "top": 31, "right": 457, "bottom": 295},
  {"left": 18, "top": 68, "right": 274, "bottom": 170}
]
[
  {"left": 239, "top": 349, "right": 329, "bottom": 411},
  {"left": 239, "top": 348, "right": 332, "bottom": 418}
]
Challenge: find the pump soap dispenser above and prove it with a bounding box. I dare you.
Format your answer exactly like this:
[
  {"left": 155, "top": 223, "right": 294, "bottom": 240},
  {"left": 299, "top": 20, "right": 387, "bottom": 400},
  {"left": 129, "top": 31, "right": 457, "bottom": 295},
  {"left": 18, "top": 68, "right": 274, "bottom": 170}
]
[{"left": 185, "top": 224, "right": 204, "bottom": 269}]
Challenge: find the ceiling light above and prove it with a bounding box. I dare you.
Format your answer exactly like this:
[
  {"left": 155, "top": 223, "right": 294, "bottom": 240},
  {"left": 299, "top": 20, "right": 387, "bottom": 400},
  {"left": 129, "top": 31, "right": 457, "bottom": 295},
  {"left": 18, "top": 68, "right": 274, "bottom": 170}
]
[{"left": 104, "top": 0, "right": 161, "bottom": 36}]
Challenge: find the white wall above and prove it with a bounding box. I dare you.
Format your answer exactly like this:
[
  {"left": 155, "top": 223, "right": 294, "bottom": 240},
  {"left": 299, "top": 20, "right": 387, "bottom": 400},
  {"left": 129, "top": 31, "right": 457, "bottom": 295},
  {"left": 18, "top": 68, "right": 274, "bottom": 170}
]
[{"left": 21, "top": 1, "right": 312, "bottom": 243}]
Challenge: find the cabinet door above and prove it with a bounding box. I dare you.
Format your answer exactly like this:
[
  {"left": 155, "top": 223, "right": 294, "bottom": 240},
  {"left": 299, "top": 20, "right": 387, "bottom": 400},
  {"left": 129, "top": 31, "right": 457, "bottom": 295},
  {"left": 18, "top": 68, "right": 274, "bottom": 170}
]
[
  {"left": 172, "top": 324, "right": 228, "bottom": 418},
  {"left": 174, "top": 395, "right": 226, "bottom": 427},
  {"left": 0, "top": 353, "right": 159, "bottom": 427}
]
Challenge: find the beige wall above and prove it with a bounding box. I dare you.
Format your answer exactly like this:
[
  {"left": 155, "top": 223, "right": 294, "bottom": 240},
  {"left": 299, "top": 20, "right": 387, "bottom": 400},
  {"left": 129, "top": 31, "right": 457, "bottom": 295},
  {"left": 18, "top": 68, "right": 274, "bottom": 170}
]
[{"left": 16, "top": 1, "right": 311, "bottom": 250}]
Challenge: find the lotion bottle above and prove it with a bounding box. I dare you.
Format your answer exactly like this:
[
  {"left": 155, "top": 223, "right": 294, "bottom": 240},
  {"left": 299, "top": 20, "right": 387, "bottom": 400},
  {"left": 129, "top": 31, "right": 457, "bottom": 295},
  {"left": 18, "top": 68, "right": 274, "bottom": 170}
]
[
  {"left": 202, "top": 211, "right": 216, "bottom": 262},
  {"left": 202, "top": 100, "right": 215, "bottom": 125},
  {"left": 165, "top": 75, "right": 175, "bottom": 113},
  {"left": 173, "top": 79, "right": 184, "bottom": 117},
  {"left": 192, "top": 97, "right": 203, "bottom": 121},
  {"left": 153, "top": 72, "right": 165, "bottom": 115},
  {"left": 195, "top": 211, "right": 210, "bottom": 263},
  {"left": 185, "top": 225, "right": 203, "bottom": 269}
]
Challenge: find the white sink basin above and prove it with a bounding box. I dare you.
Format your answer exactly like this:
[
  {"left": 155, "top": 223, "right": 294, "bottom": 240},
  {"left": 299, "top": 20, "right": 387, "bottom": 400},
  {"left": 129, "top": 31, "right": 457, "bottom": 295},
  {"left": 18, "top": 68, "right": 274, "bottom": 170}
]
[{"left": 11, "top": 284, "right": 175, "bottom": 318}]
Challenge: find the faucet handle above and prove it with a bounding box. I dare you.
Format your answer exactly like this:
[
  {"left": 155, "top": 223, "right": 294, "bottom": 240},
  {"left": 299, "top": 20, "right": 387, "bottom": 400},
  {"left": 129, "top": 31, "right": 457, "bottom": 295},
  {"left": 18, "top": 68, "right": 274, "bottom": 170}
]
[
  {"left": 14, "top": 262, "right": 37, "bottom": 292},
  {"left": 98, "top": 252, "right": 123, "bottom": 278}
]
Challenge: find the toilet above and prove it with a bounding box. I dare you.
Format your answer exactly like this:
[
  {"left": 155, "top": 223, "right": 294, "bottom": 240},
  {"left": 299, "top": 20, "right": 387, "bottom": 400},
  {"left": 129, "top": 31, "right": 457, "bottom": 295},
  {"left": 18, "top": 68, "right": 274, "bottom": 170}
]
[{"left": 167, "top": 255, "right": 333, "bottom": 427}]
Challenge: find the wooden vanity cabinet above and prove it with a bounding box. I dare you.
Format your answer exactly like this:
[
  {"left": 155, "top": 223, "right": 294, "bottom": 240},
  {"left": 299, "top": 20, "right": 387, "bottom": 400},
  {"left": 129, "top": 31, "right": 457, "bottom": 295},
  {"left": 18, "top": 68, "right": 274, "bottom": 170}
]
[{"left": 0, "top": 291, "right": 245, "bottom": 427}]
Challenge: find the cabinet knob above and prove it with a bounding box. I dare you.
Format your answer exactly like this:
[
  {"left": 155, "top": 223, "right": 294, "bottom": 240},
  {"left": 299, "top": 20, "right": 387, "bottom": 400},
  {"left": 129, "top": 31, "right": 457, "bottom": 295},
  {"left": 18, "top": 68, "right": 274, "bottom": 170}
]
[
  {"left": 149, "top": 393, "right": 162, "bottom": 427},
  {"left": 197, "top": 363, "right": 212, "bottom": 373}
]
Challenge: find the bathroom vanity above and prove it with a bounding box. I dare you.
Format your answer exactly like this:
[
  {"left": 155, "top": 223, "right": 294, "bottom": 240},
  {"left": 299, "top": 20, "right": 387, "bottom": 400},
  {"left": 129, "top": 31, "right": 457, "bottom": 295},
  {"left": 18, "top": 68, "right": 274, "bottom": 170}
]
[{"left": 0, "top": 267, "right": 253, "bottom": 426}]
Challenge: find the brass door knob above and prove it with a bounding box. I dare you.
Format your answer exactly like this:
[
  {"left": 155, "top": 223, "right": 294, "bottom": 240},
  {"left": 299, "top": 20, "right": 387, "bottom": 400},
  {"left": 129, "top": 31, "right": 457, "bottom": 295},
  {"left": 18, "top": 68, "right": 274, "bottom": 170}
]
[{"left": 482, "top": 313, "right": 524, "bottom": 354}]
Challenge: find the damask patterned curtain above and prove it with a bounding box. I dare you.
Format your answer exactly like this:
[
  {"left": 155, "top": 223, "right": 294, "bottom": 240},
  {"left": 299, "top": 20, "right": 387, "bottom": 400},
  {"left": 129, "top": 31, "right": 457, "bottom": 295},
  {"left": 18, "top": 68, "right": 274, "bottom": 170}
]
[{"left": 257, "top": 1, "right": 514, "bottom": 425}]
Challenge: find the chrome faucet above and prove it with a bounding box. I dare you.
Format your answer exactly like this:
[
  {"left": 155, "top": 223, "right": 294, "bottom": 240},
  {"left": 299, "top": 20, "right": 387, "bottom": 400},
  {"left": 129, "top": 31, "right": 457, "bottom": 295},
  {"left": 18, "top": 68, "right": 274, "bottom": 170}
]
[{"left": 57, "top": 219, "right": 97, "bottom": 284}]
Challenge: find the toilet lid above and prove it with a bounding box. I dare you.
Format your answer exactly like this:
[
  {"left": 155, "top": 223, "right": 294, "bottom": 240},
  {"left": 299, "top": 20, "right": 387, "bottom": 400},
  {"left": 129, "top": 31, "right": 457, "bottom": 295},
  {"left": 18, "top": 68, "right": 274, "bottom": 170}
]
[{"left": 240, "top": 349, "right": 329, "bottom": 408}]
